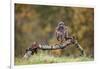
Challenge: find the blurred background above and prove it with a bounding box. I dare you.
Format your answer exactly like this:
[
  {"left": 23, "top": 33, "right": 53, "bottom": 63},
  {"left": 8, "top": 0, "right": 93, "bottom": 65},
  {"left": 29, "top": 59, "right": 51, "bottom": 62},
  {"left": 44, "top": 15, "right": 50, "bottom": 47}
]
[{"left": 15, "top": 4, "right": 94, "bottom": 58}]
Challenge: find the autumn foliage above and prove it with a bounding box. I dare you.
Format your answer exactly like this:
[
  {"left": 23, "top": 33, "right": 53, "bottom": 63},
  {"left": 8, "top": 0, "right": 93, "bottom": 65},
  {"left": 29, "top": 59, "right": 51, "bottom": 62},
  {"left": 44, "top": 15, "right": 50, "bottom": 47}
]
[{"left": 15, "top": 4, "right": 94, "bottom": 58}]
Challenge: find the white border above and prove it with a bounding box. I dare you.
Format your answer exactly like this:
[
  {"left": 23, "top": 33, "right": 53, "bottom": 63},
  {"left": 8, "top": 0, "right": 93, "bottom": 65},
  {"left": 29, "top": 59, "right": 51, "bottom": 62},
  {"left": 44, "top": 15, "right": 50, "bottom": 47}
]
[
  {"left": 10, "top": 0, "right": 96, "bottom": 69},
  {"left": 11, "top": 0, "right": 14, "bottom": 69},
  {"left": 14, "top": 0, "right": 95, "bottom": 8}
]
